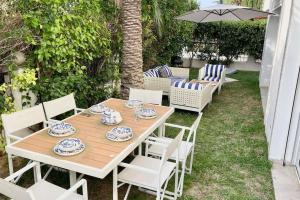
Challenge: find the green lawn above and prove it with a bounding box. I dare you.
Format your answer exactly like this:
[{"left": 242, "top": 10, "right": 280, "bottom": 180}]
[{"left": 0, "top": 70, "right": 274, "bottom": 200}]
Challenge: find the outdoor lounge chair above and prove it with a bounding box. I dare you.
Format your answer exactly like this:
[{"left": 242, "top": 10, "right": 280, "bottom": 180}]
[
  {"left": 1, "top": 104, "right": 49, "bottom": 175},
  {"left": 144, "top": 65, "right": 189, "bottom": 95},
  {"left": 116, "top": 129, "right": 184, "bottom": 200},
  {"left": 146, "top": 114, "right": 202, "bottom": 196},
  {"left": 43, "top": 93, "right": 85, "bottom": 120},
  {"left": 129, "top": 88, "right": 163, "bottom": 105},
  {"left": 170, "top": 81, "right": 213, "bottom": 113},
  {"left": 0, "top": 161, "right": 88, "bottom": 200},
  {"left": 198, "top": 64, "right": 226, "bottom": 94}
]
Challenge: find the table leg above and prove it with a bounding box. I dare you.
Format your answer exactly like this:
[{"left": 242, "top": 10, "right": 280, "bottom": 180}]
[
  {"left": 113, "top": 168, "right": 118, "bottom": 200},
  {"left": 158, "top": 124, "right": 163, "bottom": 137},
  {"left": 69, "top": 170, "right": 77, "bottom": 186}
]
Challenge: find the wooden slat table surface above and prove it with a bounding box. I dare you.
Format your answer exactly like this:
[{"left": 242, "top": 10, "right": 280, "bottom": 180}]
[{"left": 7, "top": 98, "right": 174, "bottom": 178}]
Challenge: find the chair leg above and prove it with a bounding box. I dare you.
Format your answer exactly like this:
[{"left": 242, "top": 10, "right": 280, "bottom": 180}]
[
  {"left": 124, "top": 185, "right": 132, "bottom": 200},
  {"left": 8, "top": 153, "right": 14, "bottom": 175},
  {"left": 113, "top": 168, "right": 118, "bottom": 200},
  {"left": 188, "top": 150, "right": 195, "bottom": 174}
]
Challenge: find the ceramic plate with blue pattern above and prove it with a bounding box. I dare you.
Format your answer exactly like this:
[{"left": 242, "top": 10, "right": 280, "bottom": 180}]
[
  {"left": 125, "top": 99, "right": 143, "bottom": 108},
  {"left": 89, "top": 104, "right": 109, "bottom": 114},
  {"left": 106, "top": 126, "right": 133, "bottom": 142},
  {"left": 53, "top": 138, "right": 85, "bottom": 156},
  {"left": 48, "top": 122, "right": 76, "bottom": 137},
  {"left": 137, "top": 108, "right": 157, "bottom": 119}
]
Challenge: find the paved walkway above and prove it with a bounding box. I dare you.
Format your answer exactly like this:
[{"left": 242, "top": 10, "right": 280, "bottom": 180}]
[{"left": 272, "top": 163, "right": 300, "bottom": 200}]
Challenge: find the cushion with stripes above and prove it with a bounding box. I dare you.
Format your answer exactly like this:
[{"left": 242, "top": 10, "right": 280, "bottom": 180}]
[
  {"left": 158, "top": 64, "right": 173, "bottom": 78},
  {"left": 144, "top": 69, "right": 159, "bottom": 77},
  {"left": 202, "top": 64, "right": 225, "bottom": 81},
  {"left": 173, "top": 81, "right": 203, "bottom": 90}
]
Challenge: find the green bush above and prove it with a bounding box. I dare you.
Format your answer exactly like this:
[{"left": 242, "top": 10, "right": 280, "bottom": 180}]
[
  {"left": 19, "top": 0, "right": 118, "bottom": 107},
  {"left": 194, "top": 20, "right": 266, "bottom": 64}
]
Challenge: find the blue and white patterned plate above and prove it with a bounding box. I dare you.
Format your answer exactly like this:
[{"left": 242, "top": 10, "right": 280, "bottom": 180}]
[
  {"left": 89, "top": 104, "right": 108, "bottom": 114},
  {"left": 137, "top": 108, "right": 157, "bottom": 119},
  {"left": 53, "top": 138, "right": 85, "bottom": 156},
  {"left": 125, "top": 99, "right": 143, "bottom": 108},
  {"left": 48, "top": 122, "right": 76, "bottom": 137},
  {"left": 106, "top": 127, "right": 133, "bottom": 142}
]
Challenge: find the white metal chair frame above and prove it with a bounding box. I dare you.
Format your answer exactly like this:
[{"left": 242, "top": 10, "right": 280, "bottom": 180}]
[
  {"left": 198, "top": 66, "right": 226, "bottom": 94},
  {"left": 129, "top": 88, "right": 163, "bottom": 105},
  {"left": 43, "top": 93, "right": 84, "bottom": 120},
  {"left": 116, "top": 130, "right": 184, "bottom": 200},
  {"left": 0, "top": 162, "right": 88, "bottom": 200},
  {"left": 145, "top": 114, "right": 202, "bottom": 197},
  {"left": 1, "top": 104, "right": 53, "bottom": 176}
]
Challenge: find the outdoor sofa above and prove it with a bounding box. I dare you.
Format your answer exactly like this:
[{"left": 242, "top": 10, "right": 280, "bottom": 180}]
[
  {"left": 170, "top": 81, "right": 213, "bottom": 113},
  {"left": 143, "top": 65, "right": 189, "bottom": 95}
]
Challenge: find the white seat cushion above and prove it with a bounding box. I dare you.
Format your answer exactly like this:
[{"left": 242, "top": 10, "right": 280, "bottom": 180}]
[
  {"left": 118, "top": 156, "right": 176, "bottom": 190},
  {"left": 27, "top": 180, "right": 83, "bottom": 200},
  {"left": 148, "top": 137, "right": 193, "bottom": 162}
]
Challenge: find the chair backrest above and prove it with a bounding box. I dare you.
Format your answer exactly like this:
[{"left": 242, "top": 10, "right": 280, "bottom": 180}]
[
  {"left": 200, "top": 64, "right": 225, "bottom": 81},
  {"left": 43, "top": 93, "right": 77, "bottom": 119},
  {"left": 0, "top": 178, "right": 34, "bottom": 200},
  {"left": 187, "top": 113, "right": 203, "bottom": 144},
  {"left": 129, "top": 88, "right": 163, "bottom": 105},
  {"left": 161, "top": 130, "right": 184, "bottom": 166},
  {"left": 1, "top": 104, "right": 46, "bottom": 136}
]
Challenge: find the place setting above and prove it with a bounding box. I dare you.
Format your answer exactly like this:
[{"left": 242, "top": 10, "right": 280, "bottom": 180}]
[
  {"left": 53, "top": 137, "right": 86, "bottom": 157},
  {"left": 88, "top": 103, "right": 110, "bottom": 115},
  {"left": 106, "top": 126, "right": 134, "bottom": 142},
  {"left": 135, "top": 107, "right": 158, "bottom": 120},
  {"left": 48, "top": 121, "right": 76, "bottom": 137}
]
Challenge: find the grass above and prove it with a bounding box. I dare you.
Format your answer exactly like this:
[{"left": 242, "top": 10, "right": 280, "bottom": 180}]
[{"left": 0, "top": 70, "right": 274, "bottom": 200}]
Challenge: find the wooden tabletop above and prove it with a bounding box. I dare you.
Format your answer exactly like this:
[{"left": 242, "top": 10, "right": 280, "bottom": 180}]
[{"left": 7, "top": 98, "right": 174, "bottom": 178}]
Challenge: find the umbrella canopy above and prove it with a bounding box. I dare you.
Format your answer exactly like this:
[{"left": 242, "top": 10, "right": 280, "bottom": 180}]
[{"left": 176, "top": 4, "right": 272, "bottom": 23}]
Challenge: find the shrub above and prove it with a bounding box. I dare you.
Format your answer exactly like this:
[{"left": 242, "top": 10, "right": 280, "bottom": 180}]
[{"left": 194, "top": 20, "right": 266, "bottom": 64}]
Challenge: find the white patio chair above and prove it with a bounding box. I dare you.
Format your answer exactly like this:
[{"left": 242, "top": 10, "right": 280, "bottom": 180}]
[
  {"left": 198, "top": 64, "right": 226, "bottom": 94},
  {"left": 43, "top": 93, "right": 84, "bottom": 120},
  {"left": 129, "top": 88, "right": 163, "bottom": 105},
  {"left": 0, "top": 161, "right": 88, "bottom": 200},
  {"left": 145, "top": 113, "right": 203, "bottom": 196},
  {"left": 116, "top": 129, "right": 184, "bottom": 200},
  {"left": 1, "top": 104, "right": 49, "bottom": 175}
]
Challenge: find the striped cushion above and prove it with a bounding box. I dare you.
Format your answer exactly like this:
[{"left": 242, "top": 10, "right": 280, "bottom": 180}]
[
  {"left": 159, "top": 64, "right": 173, "bottom": 77},
  {"left": 144, "top": 69, "right": 159, "bottom": 77},
  {"left": 173, "top": 81, "right": 203, "bottom": 90},
  {"left": 202, "top": 64, "right": 225, "bottom": 81}
]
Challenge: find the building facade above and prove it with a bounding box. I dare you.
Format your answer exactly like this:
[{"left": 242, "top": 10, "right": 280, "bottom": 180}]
[{"left": 261, "top": 0, "right": 300, "bottom": 178}]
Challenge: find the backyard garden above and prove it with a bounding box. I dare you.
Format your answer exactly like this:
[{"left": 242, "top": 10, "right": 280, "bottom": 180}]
[{"left": 0, "top": 0, "right": 274, "bottom": 200}]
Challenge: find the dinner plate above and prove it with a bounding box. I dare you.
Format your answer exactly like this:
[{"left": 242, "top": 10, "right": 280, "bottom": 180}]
[
  {"left": 50, "top": 122, "right": 74, "bottom": 134},
  {"left": 89, "top": 104, "right": 108, "bottom": 114},
  {"left": 125, "top": 99, "right": 143, "bottom": 108},
  {"left": 137, "top": 108, "right": 157, "bottom": 119},
  {"left": 53, "top": 138, "right": 85, "bottom": 156},
  {"left": 106, "top": 127, "right": 133, "bottom": 142}
]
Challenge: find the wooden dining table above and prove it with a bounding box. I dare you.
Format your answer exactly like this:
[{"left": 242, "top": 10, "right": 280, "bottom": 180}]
[{"left": 6, "top": 98, "right": 174, "bottom": 200}]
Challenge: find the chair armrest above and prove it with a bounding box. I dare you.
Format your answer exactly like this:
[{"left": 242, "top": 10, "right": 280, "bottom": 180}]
[
  {"left": 118, "top": 162, "right": 157, "bottom": 175},
  {"left": 75, "top": 108, "right": 85, "bottom": 114},
  {"left": 5, "top": 162, "right": 39, "bottom": 182},
  {"left": 144, "top": 137, "right": 170, "bottom": 146},
  {"left": 163, "top": 123, "right": 191, "bottom": 131},
  {"left": 56, "top": 179, "right": 88, "bottom": 200},
  {"left": 7, "top": 135, "right": 22, "bottom": 141}
]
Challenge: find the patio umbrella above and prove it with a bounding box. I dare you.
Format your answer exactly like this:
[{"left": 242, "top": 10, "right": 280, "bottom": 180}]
[
  {"left": 175, "top": 4, "right": 272, "bottom": 23},
  {"left": 176, "top": 4, "right": 273, "bottom": 63}
]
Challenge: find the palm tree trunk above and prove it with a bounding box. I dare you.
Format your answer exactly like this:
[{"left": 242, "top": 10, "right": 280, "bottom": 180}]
[{"left": 121, "top": 0, "right": 143, "bottom": 99}]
